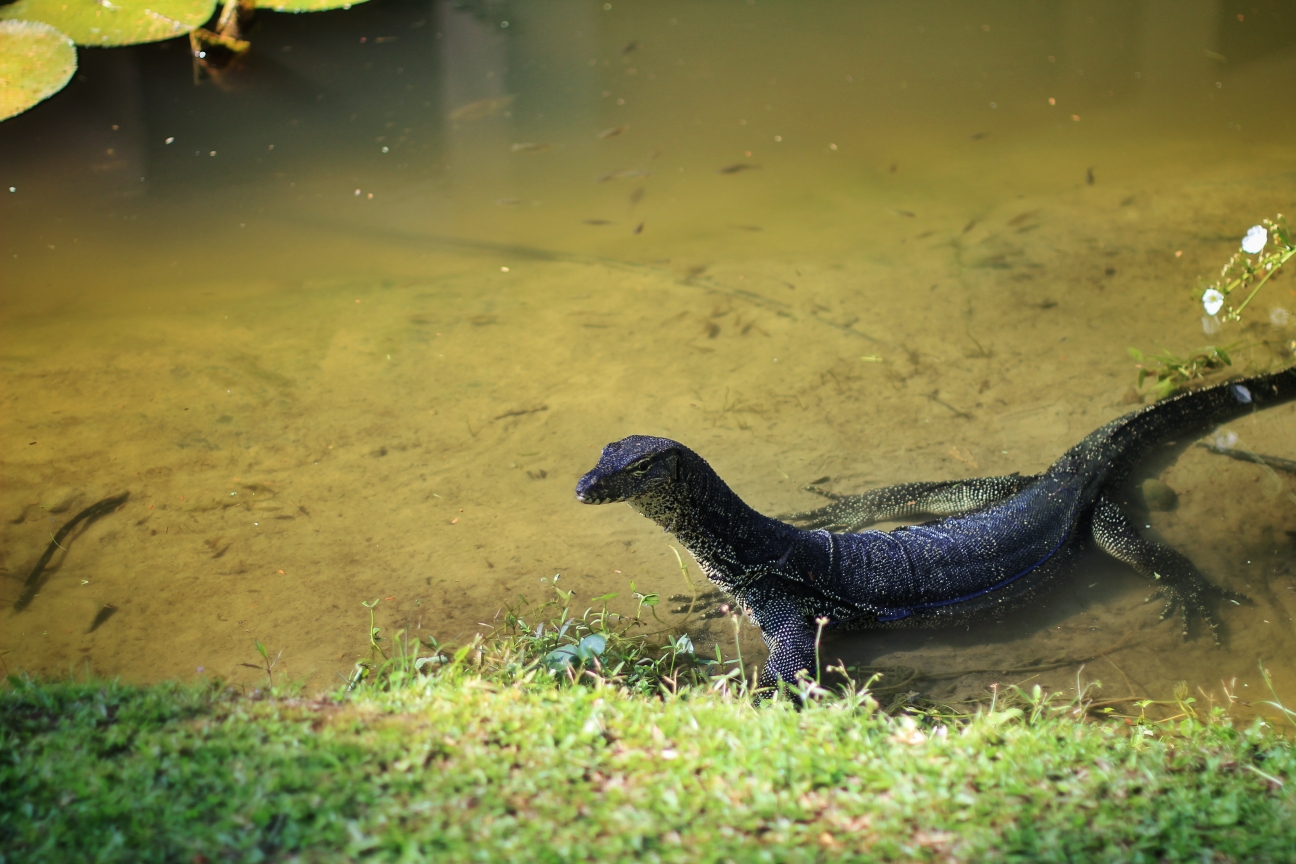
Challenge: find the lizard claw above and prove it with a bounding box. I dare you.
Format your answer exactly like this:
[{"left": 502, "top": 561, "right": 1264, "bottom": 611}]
[{"left": 1145, "top": 581, "right": 1224, "bottom": 646}]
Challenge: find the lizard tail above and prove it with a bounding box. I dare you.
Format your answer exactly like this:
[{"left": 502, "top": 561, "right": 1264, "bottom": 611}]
[{"left": 1068, "top": 363, "right": 1296, "bottom": 486}]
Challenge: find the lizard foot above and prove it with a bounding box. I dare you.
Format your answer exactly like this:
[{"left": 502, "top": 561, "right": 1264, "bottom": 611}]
[
  {"left": 1092, "top": 494, "right": 1249, "bottom": 647},
  {"left": 1145, "top": 578, "right": 1246, "bottom": 645},
  {"left": 668, "top": 590, "right": 728, "bottom": 618}
]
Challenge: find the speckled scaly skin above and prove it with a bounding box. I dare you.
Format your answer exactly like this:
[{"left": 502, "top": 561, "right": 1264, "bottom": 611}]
[{"left": 575, "top": 367, "right": 1296, "bottom": 693}]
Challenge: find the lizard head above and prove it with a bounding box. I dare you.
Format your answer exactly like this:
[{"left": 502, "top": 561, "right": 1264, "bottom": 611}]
[{"left": 575, "top": 435, "right": 684, "bottom": 504}]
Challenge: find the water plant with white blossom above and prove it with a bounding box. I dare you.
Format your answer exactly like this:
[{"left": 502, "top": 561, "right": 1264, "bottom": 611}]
[
  {"left": 1204, "top": 215, "right": 1294, "bottom": 322},
  {"left": 1131, "top": 215, "right": 1294, "bottom": 399}
]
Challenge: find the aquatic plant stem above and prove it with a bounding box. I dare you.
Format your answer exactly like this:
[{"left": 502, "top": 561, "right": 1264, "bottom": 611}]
[
  {"left": 814, "top": 617, "right": 828, "bottom": 686},
  {"left": 730, "top": 614, "right": 745, "bottom": 694},
  {"left": 1229, "top": 245, "right": 1296, "bottom": 319}
]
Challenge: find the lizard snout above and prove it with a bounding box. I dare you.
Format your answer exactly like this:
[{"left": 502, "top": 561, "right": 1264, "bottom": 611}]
[{"left": 574, "top": 471, "right": 607, "bottom": 504}]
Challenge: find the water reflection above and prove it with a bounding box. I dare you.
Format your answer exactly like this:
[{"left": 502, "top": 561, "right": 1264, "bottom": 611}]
[{"left": 1, "top": 0, "right": 1293, "bottom": 714}]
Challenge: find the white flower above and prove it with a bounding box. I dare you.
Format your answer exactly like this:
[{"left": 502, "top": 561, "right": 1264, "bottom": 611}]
[
  {"left": 1242, "top": 224, "right": 1267, "bottom": 254},
  {"left": 1202, "top": 288, "right": 1225, "bottom": 316},
  {"left": 1211, "top": 430, "right": 1238, "bottom": 449}
]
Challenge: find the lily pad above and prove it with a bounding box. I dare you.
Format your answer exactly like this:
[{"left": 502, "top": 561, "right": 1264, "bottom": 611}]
[
  {"left": 0, "top": 20, "right": 76, "bottom": 122},
  {"left": 0, "top": 0, "right": 218, "bottom": 48},
  {"left": 254, "top": 0, "right": 370, "bottom": 12}
]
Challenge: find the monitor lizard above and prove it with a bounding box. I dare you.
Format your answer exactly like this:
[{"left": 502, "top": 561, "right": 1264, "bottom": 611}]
[{"left": 575, "top": 365, "right": 1296, "bottom": 694}]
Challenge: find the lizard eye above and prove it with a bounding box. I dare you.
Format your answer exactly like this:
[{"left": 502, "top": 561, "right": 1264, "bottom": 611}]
[{"left": 627, "top": 458, "right": 652, "bottom": 477}]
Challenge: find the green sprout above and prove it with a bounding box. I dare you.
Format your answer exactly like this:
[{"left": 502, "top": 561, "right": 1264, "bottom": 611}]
[
  {"left": 1128, "top": 344, "right": 1236, "bottom": 401},
  {"left": 238, "top": 639, "right": 282, "bottom": 692}
]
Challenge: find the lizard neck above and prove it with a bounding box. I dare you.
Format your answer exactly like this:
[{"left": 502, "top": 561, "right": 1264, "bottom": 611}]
[{"left": 628, "top": 451, "right": 796, "bottom": 590}]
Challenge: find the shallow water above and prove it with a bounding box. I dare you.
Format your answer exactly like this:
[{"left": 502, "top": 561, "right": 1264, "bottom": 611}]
[{"left": 2, "top": 0, "right": 1295, "bottom": 713}]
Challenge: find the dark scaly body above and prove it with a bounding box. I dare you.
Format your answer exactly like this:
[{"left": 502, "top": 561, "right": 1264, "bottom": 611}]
[{"left": 575, "top": 367, "right": 1296, "bottom": 691}]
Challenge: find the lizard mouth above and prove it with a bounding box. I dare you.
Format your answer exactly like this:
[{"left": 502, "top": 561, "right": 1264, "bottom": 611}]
[{"left": 574, "top": 473, "right": 607, "bottom": 504}]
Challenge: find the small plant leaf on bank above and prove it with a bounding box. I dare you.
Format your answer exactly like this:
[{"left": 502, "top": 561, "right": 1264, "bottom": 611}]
[
  {"left": 254, "top": 0, "right": 371, "bottom": 12},
  {"left": 0, "top": 0, "right": 217, "bottom": 47},
  {"left": 544, "top": 633, "right": 607, "bottom": 669},
  {"left": 0, "top": 19, "right": 75, "bottom": 121}
]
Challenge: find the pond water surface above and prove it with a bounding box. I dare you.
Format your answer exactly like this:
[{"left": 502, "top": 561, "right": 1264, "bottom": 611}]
[{"left": 2, "top": 0, "right": 1295, "bottom": 715}]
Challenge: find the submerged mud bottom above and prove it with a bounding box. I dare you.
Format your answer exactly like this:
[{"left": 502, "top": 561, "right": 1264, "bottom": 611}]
[
  {"left": 0, "top": 239, "right": 1292, "bottom": 714},
  {"left": 1, "top": 1, "right": 1294, "bottom": 709}
]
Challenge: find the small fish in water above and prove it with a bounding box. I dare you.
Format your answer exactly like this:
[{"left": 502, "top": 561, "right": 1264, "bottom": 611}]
[
  {"left": 596, "top": 167, "right": 651, "bottom": 182},
  {"left": 448, "top": 94, "right": 515, "bottom": 121},
  {"left": 732, "top": 224, "right": 762, "bottom": 232},
  {"left": 87, "top": 604, "right": 118, "bottom": 634},
  {"left": 598, "top": 125, "right": 628, "bottom": 139},
  {"left": 962, "top": 217, "right": 979, "bottom": 234},
  {"left": 629, "top": 187, "right": 645, "bottom": 208},
  {"left": 511, "top": 142, "right": 552, "bottom": 152},
  {"left": 1085, "top": 166, "right": 1095, "bottom": 185},
  {"left": 632, "top": 222, "right": 645, "bottom": 235},
  {"left": 892, "top": 209, "right": 916, "bottom": 218},
  {"left": 583, "top": 219, "right": 612, "bottom": 225},
  {"left": 621, "top": 40, "right": 639, "bottom": 55},
  {"left": 888, "top": 162, "right": 898, "bottom": 173},
  {"left": 1007, "top": 209, "right": 1040, "bottom": 226},
  {"left": 970, "top": 131, "right": 987, "bottom": 140},
  {"left": 717, "top": 163, "right": 760, "bottom": 174}
]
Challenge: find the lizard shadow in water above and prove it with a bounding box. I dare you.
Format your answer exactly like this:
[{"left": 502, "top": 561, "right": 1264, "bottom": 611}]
[{"left": 818, "top": 551, "right": 1150, "bottom": 675}]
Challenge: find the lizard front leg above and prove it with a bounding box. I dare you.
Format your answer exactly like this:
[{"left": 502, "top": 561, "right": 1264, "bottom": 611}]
[
  {"left": 781, "top": 474, "right": 1039, "bottom": 532},
  {"left": 746, "top": 588, "right": 819, "bottom": 700},
  {"left": 1090, "top": 494, "right": 1245, "bottom": 643}
]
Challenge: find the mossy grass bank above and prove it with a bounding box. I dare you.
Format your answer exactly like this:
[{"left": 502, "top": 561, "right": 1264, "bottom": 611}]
[{"left": 3, "top": 591, "right": 1295, "bottom": 863}]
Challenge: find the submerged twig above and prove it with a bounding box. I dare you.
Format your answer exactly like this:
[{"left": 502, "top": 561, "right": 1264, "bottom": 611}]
[
  {"left": 1198, "top": 442, "right": 1296, "bottom": 476},
  {"left": 13, "top": 492, "right": 129, "bottom": 612}
]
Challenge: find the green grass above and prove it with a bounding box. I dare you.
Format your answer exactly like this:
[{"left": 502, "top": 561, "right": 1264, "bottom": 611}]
[{"left": 3, "top": 591, "right": 1295, "bottom": 863}]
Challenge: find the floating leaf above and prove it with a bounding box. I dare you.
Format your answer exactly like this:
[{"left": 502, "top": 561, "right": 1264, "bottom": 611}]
[
  {"left": 0, "top": 20, "right": 76, "bottom": 121},
  {"left": 0, "top": 0, "right": 218, "bottom": 48},
  {"left": 255, "top": 0, "right": 371, "bottom": 12}
]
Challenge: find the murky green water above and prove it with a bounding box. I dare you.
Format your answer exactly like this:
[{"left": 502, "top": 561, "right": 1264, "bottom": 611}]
[{"left": 2, "top": 0, "right": 1294, "bottom": 712}]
